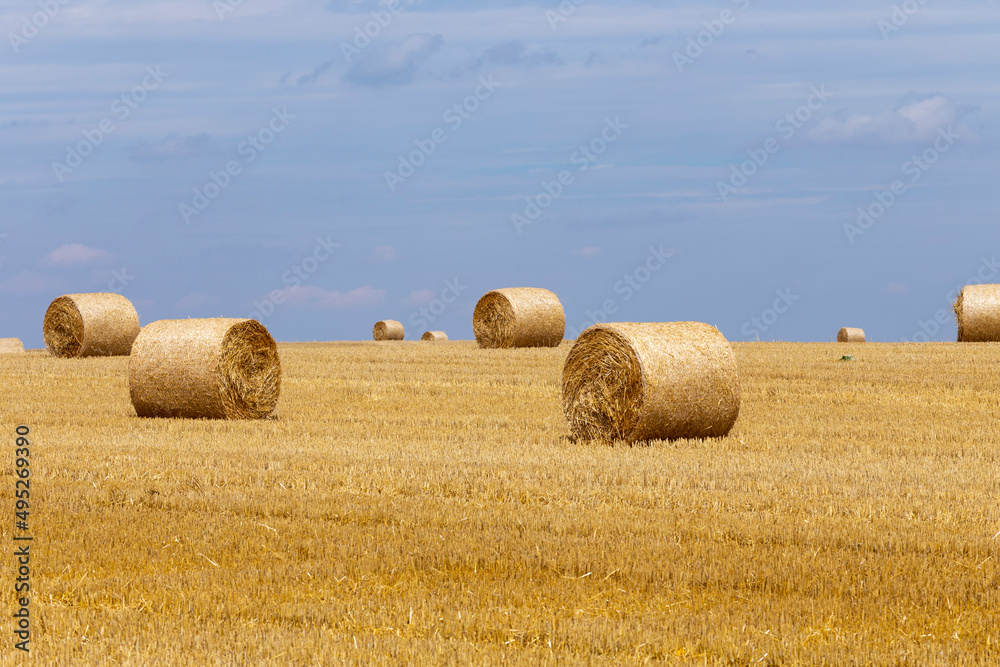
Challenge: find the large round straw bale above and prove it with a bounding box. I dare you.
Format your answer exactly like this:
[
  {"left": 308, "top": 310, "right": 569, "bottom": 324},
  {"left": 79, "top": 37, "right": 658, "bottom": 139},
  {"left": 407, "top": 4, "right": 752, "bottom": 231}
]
[
  {"left": 954, "top": 284, "right": 1000, "bottom": 342},
  {"left": 129, "top": 318, "right": 281, "bottom": 419},
  {"left": 43, "top": 293, "right": 140, "bottom": 358},
  {"left": 473, "top": 287, "right": 565, "bottom": 349},
  {"left": 373, "top": 320, "right": 404, "bottom": 341},
  {"left": 837, "top": 327, "right": 865, "bottom": 343},
  {"left": 562, "top": 322, "right": 740, "bottom": 443},
  {"left": 421, "top": 331, "right": 448, "bottom": 341},
  {"left": 0, "top": 338, "right": 24, "bottom": 354}
]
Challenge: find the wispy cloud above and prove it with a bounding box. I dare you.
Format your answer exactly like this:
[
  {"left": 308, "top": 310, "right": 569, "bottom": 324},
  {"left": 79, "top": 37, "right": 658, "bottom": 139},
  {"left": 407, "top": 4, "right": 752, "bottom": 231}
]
[
  {"left": 278, "top": 285, "right": 386, "bottom": 309},
  {"left": 345, "top": 33, "right": 443, "bottom": 86},
  {"left": 809, "top": 95, "right": 976, "bottom": 145},
  {"left": 41, "top": 243, "right": 113, "bottom": 268},
  {"left": 129, "top": 133, "right": 216, "bottom": 161}
]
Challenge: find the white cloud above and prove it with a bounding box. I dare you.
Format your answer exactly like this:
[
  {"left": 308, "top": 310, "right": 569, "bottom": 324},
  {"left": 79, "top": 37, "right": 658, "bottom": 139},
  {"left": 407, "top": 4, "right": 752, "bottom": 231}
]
[
  {"left": 277, "top": 285, "right": 386, "bottom": 309},
  {"left": 809, "top": 95, "right": 972, "bottom": 145},
  {"left": 346, "top": 33, "right": 443, "bottom": 86},
  {"left": 573, "top": 246, "right": 601, "bottom": 258},
  {"left": 402, "top": 288, "right": 435, "bottom": 306},
  {"left": 0, "top": 270, "right": 63, "bottom": 296},
  {"left": 371, "top": 245, "right": 398, "bottom": 262},
  {"left": 41, "top": 243, "right": 113, "bottom": 268}
]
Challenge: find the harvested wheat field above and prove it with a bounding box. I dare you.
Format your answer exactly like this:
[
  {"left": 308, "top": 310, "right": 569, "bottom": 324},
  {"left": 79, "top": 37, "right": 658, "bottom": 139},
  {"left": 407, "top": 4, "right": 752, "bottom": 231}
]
[{"left": 2, "top": 341, "right": 1000, "bottom": 665}]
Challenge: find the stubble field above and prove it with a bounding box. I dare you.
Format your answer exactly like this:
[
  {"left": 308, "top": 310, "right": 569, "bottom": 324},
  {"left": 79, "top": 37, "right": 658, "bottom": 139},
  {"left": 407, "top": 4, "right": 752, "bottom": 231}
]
[{"left": 2, "top": 340, "right": 999, "bottom": 665}]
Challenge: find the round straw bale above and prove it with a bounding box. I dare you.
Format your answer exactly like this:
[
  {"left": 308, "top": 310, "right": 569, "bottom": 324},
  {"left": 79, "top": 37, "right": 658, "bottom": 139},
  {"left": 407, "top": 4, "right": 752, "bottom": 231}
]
[
  {"left": 954, "top": 284, "right": 1000, "bottom": 342},
  {"left": 43, "top": 293, "right": 140, "bottom": 358},
  {"left": 0, "top": 338, "right": 24, "bottom": 354},
  {"left": 837, "top": 327, "right": 866, "bottom": 343},
  {"left": 562, "top": 322, "right": 740, "bottom": 443},
  {"left": 421, "top": 331, "right": 448, "bottom": 341},
  {"left": 373, "top": 320, "right": 404, "bottom": 341},
  {"left": 473, "top": 287, "right": 565, "bottom": 349},
  {"left": 129, "top": 318, "right": 281, "bottom": 419}
]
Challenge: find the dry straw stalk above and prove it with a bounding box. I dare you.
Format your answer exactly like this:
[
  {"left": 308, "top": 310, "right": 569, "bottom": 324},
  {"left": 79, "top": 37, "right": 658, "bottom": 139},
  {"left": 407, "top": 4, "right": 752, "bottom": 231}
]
[
  {"left": 0, "top": 338, "right": 24, "bottom": 354},
  {"left": 421, "top": 331, "right": 448, "bottom": 341},
  {"left": 129, "top": 318, "right": 281, "bottom": 419},
  {"left": 43, "top": 293, "right": 140, "bottom": 358},
  {"left": 373, "top": 320, "right": 405, "bottom": 341},
  {"left": 473, "top": 288, "right": 565, "bottom": 349},
  {"left": 837, "top": 327, "right": 866, "bottom": 343},
  {"left": 954, "top": 284, "right": 1000, "bottom": 342},
  {"left": 562, "top": 321, "right": 740, "bottom": 443}
]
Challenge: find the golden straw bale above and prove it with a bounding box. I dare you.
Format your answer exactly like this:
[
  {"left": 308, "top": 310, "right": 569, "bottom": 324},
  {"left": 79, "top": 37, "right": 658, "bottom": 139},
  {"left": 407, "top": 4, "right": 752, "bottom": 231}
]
[
  {"left": 129, "top": 318, "right": 281, "bottom": 419},
  {"left": 0, "top": 338, "right": 24, "bottom": 354},
  {"left": 421, "top": 331, "right": 448, "bottom": 341},
  {"left": 954, "top": 284, "right": 1000, "bottom": 342},
  {"left": 43, "top": 293, "right": 140, "bottom": 358},
  {"left": 837, "top": 327, "right": 866, "bottom": 343},
  {"left": 373, "top": 320, "right": 405, "bottom": 341},
  {"left": 562, "top": 322, "right": 740, "bottom": 443},
  {"left": 472, "top": 288, "right": 564, "bottom": 349}
]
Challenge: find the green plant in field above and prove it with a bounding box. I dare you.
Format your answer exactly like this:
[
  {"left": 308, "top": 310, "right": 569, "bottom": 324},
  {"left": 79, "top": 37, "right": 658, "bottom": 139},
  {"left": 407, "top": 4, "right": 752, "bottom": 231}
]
[{"left": 840, "top": 355, "right": 855, "bottom": 362}]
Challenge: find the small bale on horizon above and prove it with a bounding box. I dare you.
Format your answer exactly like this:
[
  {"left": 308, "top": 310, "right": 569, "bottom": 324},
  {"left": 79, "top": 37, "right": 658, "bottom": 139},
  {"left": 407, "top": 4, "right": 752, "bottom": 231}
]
[
  {"left": 373, "top": 320, "right": 405, "bottom": 341},
  {"left": 421, "top": 331, "right": 448, "bottom": 341},
  {"left": 473, "top": 287, "right": 565, "bottom": 349},
  {"left": 43, "top": 293, "right": 140, "bottom": 358},
  {"left": 562, "top": 321, "right": 740, "bottom": 443},
  {"left": 129, "top": 318, "right": 281, "bottom": 420},
  {"left": 0, "top": 338, "right": 24, "bottom": 354},
  {"left": 837, "top": 327, "right": 866, "bottom": 343},
  {"left": 954, "top": 284, "right": 1000, "bottom": 342}
]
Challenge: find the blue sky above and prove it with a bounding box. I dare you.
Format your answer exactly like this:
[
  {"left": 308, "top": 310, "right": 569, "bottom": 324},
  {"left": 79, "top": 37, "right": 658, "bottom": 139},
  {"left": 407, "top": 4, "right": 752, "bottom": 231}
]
[{"left": 2, "top": 0, "right": 999, "bottom": 345}]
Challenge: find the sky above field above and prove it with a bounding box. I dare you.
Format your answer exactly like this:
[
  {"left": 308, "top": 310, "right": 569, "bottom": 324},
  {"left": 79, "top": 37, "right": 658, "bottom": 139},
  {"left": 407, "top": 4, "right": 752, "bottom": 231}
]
[{"left": 2, "top": 0, "right": 999, "bottom": 345}]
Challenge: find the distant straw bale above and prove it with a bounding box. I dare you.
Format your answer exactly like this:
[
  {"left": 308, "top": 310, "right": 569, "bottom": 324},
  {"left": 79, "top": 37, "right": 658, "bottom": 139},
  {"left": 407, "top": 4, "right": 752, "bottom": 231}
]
[
  {"left": 373, "top": 320, "right": 405, "bottom": 341},
  {"left": 421, "top": 331, "right": 448, "bottom": 341},
  {"left": 954, "top": 284, "right": 1000, "bottom": 342},
  {"left": 43, "top": 293, "right": 140, "bottom": 358},
  {"left": 472, "top": 288, "right": 564, "bottom": 349},
  {"left": 0, "top": 338, "right": 24, "bottom": 354},
  {"left": 837, "top": 327, "right": 866, "bottom": 343},
  {"left": 562, "top": 322, "right": 740, "bottom": 443},
  {"left": 129, "top": 318, "right": 281, "bottom": 419}
]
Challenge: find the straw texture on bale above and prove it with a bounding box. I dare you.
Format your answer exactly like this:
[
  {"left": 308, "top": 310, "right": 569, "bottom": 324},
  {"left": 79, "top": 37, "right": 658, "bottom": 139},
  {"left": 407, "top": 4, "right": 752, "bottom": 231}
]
[
  {"left": 473, "top": 288, "right": 565, "bottom": 349},
  {"left": 373, "top": 320, "right": 405, "bottom": 341},
  {"left": 837, "top": 327, "right": 866, "bottom": 343},
  {"left": 0, "top": 338, "right": 24, "bottom": 354},
  {"left": 129, "top": 318, "right": 281, "bottom": 419},
  {"left": 954, "top": 284, "right": 1000, "bottom": 342},
  {"left": 562, "top": 322, "right": 740, "bottom": 443},
  {"left": 43, "top": 293, "right": 140, "bottom": 358},
  {"left": 421, "top": 331, "right": 448, "bottom": 341}
]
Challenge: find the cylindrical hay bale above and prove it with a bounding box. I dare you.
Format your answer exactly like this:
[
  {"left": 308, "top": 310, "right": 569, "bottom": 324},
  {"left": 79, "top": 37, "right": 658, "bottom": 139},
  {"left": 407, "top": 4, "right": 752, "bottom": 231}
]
[
  {"left": 0, "top": 338, "right": 24, "bottom": 354},
  {"left": 421, "top": 331, "right": 448, "bottom": 341},
  {"left": 129, "top": 318, "right": 281, "bottom": 419},
  {"left": 837, "top": 327, "right": 866, "bottom": 343},
  {"left": 562, "top": 322, "right": 740, "bottom": 443},
  {"left": 373, "top": 320, "right": 404, "bottom": 341},
  {"left": 954, "top": 284, "right": 1000, "bottom": 342},
  {"left": 43, "top": 293, "right": 140, "bottom": 358},
  {"left": 473, "top": 287, "right": 565, "bottom": 349}
]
